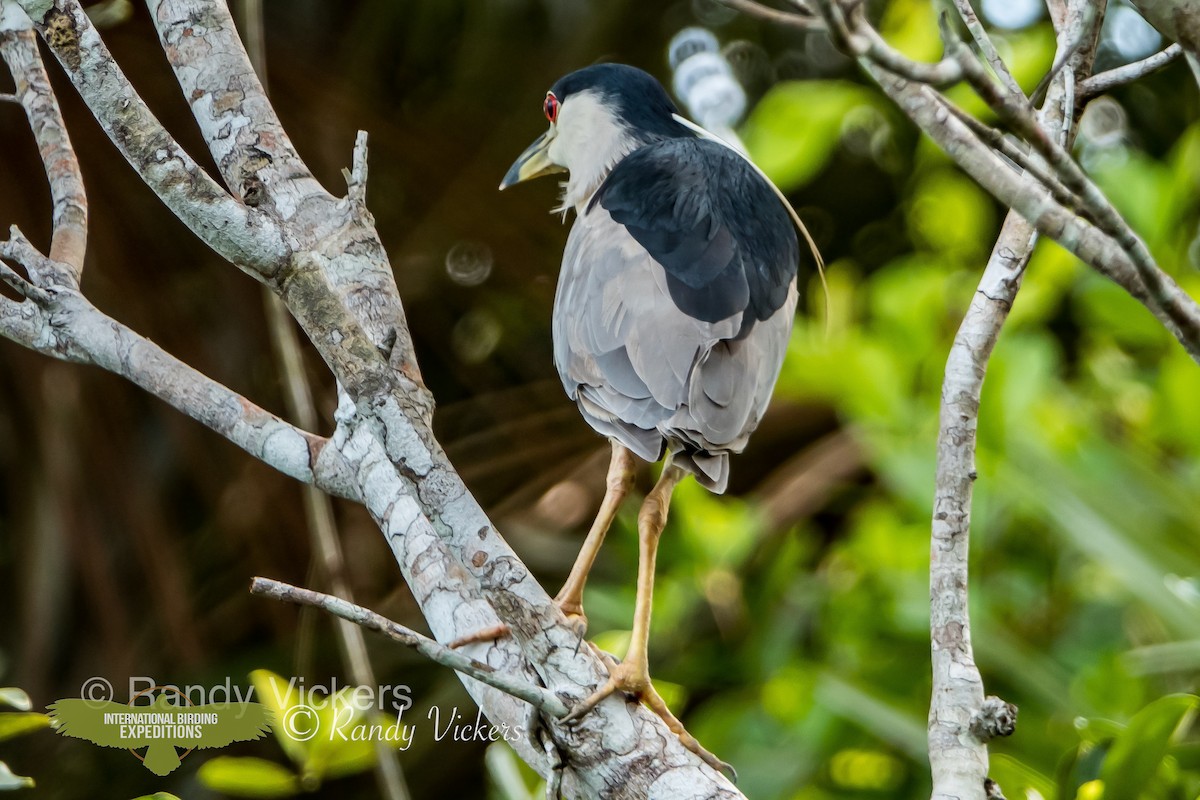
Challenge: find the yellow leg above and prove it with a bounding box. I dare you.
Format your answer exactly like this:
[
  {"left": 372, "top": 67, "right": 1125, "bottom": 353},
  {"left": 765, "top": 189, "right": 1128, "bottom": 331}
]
[
  {"left": 553, "top": 442, "right": 636, "bottom": 635},
  {"left": 564, "top": 461, "right": 733, "bottom": 778},
  {"left": 452, "top": 443, "right": 634, "bottom": 651}
]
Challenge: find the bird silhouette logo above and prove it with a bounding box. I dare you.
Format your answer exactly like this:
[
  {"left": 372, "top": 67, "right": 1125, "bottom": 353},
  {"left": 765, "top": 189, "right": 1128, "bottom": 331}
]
[{"left": 48, "top": 687, "right": 273, "bottom": 776}]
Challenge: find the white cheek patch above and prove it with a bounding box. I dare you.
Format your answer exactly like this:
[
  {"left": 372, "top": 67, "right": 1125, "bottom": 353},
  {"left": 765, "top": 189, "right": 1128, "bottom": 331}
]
[{"left": 551, "top": 90, "right": 639, "bottom": 214}]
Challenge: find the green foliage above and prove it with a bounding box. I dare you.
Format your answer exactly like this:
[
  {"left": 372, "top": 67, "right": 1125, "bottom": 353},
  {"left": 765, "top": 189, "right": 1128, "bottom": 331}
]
[
  {"left": 198, "top": 757, "right": 302, "bottom": 799},
  {"left": 0, "top": 687, "right": 46, "bottom": 791},
  {"left": 197, "top": 670, "right": 394, "bottom": 797},
  {"left": 743, "top": 82, "right": 886, "bottom": 193},
  {"left": 583, "top": 16, "right": 1200, "bottom": 798}
]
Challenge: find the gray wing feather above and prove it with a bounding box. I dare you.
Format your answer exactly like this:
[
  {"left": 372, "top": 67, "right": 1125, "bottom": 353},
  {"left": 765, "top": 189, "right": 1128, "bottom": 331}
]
[{"left": 554, "top": 206, "right": 796, "bottom": 492}]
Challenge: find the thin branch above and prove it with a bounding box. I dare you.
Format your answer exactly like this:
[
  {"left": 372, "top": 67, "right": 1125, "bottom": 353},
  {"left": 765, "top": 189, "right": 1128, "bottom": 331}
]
[
  {"left": 813, "top": 0, "right": 964, "bottom": 86},
  {"left": 951, "top": 0, "right": 1023, "bottom": 96},
  {"left": 1079, "top": 43, "right": 1183, "bottom": 98},
  {"left": 0, "top": 228, "right": 359, "bottom": 499},
  {"left": 249, "top": 577, "right": 572, "bottom": 719},
  {"left": 0, "top": 10, "right": 87, "bottom": 273},
  {"left": 148, "top": 0, "right": 321, "bottom": 203},
  {"left": 931, "top": 213, "right": 1035, "bottom": 800},
  {"left": 715, "top": 0, "right": 824, "bottom": 30},
  {"left": 0, "top": 259, "right": 52, "bottom": 305},
  {"left": 934, "top": 96, "right": 1084, "bottom": 215},
  {"left": 931, "top": 7, "right": 1089, "bottom": 797},
  {"left": 14, "top": 0, "right": 290, "bottom": 277},
  {"left": 942, "top": 28, "right": 1200, "bottom": 356}
]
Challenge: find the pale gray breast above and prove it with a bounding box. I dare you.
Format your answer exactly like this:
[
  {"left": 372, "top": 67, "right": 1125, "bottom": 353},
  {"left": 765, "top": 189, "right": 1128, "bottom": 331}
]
[{"left": 553, "top": 205, "right": 796, "bottom": 492}]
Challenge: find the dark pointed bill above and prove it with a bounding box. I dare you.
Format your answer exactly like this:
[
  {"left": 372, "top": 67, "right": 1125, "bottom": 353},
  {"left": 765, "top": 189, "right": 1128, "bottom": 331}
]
[{"left": 500, "top": 130, "right": 565, "bottom": 190}]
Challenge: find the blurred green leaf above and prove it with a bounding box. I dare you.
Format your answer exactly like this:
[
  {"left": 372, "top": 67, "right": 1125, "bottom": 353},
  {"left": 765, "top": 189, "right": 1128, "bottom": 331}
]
[
  {"left": 249, "top": 670, "right": 309, "bottom": 767},
  {"left": 743, "top": 82, "right": 880, "bottom": 192},
  {"left": 1098, "top": 694, "right": 1198, "bottom": 800},
  {"left": 989, "top": 753, "right": 1056, "bottom": 800},
  {"left": 878, "top": 0, "right": 940, "bottom": 61},
  {"left": 0, "top": 713, "right": 49, "bottom": 743},
  {"left": 197, "top": 756, "right": 300, "bottom": 798},
  {"left": 485, "top": 742, "right": 540, "bottom": 800}
]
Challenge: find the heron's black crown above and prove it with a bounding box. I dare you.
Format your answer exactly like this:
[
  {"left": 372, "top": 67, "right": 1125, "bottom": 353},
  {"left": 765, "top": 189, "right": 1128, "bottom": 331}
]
[{"left": 550, "top": 64, "right": 693, "bottom": 143}]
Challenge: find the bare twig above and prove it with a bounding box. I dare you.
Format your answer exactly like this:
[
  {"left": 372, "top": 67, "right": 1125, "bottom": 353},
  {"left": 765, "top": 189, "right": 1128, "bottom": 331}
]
[
  {"left": 250, "top": 577, "right": 572, "bottom": 719},
  {"left": 942, "top": 27, "right": 1200, "bottom": 356},
  {"left": 0, "top": 256, "right": 52, "bottom": 305},
  {"left": 930, "top": 6, "right": 1093, "bottom": 798},
  {"left": 861, "top": 63, "right": 1200, "bottom": 362},
  {"left": 951, "top": 0, "right": 1023, "bottom": 96},
  {"left": 1079, "top": 43, "right": 1183, "bottom": 98},
  {"left": 932, "top": 96, "right": 1084, "bottom": 214},
  {"left": 813, "top": 0, "right": 964, "bottom": 86},
  {"left": 0, "top": 227, "right": 360, "bottom": 499},
  {"left": 0, "top": 9, "right": 86, "bottom": 272},
  {"left": 13, "top": 0, "right": 289, "bottom": 275},
  {"left": 715, "top": 0, "right": 824, "bottom": 30}
]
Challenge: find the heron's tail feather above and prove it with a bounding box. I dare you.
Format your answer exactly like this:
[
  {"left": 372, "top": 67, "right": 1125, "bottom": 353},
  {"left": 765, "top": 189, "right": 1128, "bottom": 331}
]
[{"left": 672, "top": 449, "right": 729, "bottom": 494}]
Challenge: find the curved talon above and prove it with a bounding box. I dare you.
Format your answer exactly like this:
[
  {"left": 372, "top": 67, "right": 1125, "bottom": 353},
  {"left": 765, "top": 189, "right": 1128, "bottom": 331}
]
[
  {"left": 556, "top": 607, "right": 589, "bottom": 653},
  {"left": 561, "top": 660, "right": 733, "bottom": 780},
  {"left": 561, "top": 676, "right": 621, "bottom": 724}
]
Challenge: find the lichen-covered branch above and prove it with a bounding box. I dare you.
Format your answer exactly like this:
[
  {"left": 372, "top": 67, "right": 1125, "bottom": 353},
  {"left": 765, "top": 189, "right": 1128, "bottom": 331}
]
[
  {"left": 929, "top": 5, "right": 1096, "bottom": 799},
  {"left": 1079, "top": 43, "right": 1183, "bottom": 98},
  {"left": 0, "top": 6, "right": 85, "bottom": 272},
  {"left": 147, "top": 0, "right": 421, "bottom": 384},
  {"left": 0, "top": 229, "right": 358, "bottom": 500},
  {"left": 12, "top": 0, "right": 289, "bottom": 276},
  {"left": 931, "top": 212, "right": 1033, "bottom": 800}
]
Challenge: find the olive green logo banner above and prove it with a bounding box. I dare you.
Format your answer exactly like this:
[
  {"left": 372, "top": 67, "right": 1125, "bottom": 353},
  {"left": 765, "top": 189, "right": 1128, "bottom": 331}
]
[{"left": 48, "top": 690, "right": 273, "bottom": 776}]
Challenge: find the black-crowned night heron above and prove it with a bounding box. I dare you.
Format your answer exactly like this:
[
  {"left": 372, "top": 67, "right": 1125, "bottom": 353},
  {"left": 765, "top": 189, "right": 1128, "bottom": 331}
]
[{"left": 501, "top": 63, "right": 807, "bottom": 772}]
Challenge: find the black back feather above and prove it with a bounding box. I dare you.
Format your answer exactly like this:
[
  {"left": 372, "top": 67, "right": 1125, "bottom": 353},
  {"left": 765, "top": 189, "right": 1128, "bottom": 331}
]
[{"left": 591, "top": 138, "right": 800, "bottom": 331}]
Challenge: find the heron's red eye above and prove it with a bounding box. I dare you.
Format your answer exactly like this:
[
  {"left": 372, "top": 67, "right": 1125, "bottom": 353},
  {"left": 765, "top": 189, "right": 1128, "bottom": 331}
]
[{"left": 544, "top": 92, "right": 560, "bottom": 123}]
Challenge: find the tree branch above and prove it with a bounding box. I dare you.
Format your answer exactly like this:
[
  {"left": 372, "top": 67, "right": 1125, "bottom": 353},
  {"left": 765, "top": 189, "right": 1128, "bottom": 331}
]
[
  {"left": 931, "top": 212, "right": 1034, "bottom": 800},
  {"left": 950, "top": 0, "right": 1023, "bottom": 96},
  {"left": 0, "top": 5, "right": 86, "bottom": 273},
  {"left": 715, "top": 0, "right": 824, "bottom": 30},
  {"left": 812, "top": 0, "right": 965, "bottom": 85},
  {"left": 864, "top": 65, "right": 1200, "bottom": 361},
  {"left": 146, "top": 0, "right": 422, "bottom": 385},
  {"left": 940, "top": 25, "right": 1200, "bottom": 357},
  {"left": 12, "top": 0, "right": 290, "bottom": 277},
  {"left": 0, "top": 228, "right": 359, "bottom": 499},
  {"left": 1079, "top": 43, "right": 1183, "bottom": 98},
  {"left": 930, "top": 5, "right": 1092, "bottom": 798},
  {"left": 250, "top": 577, "right": 572, "bottom": 718}
]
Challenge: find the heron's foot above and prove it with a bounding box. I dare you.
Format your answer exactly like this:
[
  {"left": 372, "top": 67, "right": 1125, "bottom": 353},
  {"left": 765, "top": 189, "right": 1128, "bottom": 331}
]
[
  {"left": 552, "top": 595, "right": 590, "bottom": 643},
  {"left": 562, "top": 659, "right": 735, "bottom": 780}
]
